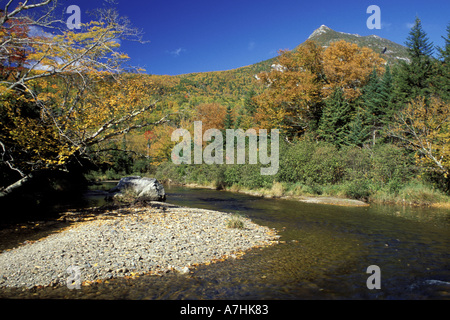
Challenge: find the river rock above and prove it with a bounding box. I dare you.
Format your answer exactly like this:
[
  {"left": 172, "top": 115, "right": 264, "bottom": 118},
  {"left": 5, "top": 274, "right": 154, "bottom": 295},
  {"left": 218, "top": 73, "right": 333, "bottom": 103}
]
[
  {"left": 0, "top": 205, "right": 278, "bottom": 290},
  {"left": 109, "top": 176, "right": 166, "bottom": 202}
]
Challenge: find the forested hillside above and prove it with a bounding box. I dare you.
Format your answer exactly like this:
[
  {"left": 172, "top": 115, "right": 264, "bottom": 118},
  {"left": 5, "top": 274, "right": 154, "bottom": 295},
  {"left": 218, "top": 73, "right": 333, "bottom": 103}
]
[
  {"left": 150, "top": 20, "right": 449, "bottom": 206},
  {"left": 1, "top": 4, "right": 449, "bottom": 208}
]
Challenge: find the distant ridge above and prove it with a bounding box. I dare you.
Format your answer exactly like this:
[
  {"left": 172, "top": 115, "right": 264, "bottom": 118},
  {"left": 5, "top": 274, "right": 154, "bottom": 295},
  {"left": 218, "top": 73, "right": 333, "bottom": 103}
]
[
  {"left": 230, "top": 25, "right": 410, "bottom": 78},
  {"left": 305, "top": 24, "right": 410, "bottom": 63},
  {"left": 156, "top": 25, "right": 411, "bottom": 107}
]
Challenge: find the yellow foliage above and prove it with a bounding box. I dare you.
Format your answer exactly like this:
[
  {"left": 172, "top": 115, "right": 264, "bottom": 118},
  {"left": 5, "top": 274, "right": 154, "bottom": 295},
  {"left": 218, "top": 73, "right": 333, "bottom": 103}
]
[
  {"left": 322, "top": 40, "right": 386, "bottom": 100},
  {"left": 254, "top": 40, "right": 324, "bottom": 132},
  {"left": 0, "top": 17, "right": 161, "bottom": 176},
  {"left": 254, "top": 40, "right": 386, "bottom": 134},
  {"left": 391, "top": 97, "right": 450, "bottom": 177}
]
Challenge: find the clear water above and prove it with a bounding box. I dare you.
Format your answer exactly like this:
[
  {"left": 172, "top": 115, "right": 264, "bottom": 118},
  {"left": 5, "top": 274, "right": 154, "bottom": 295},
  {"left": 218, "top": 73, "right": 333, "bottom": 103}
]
[{"left": 1, "top": 183, "right": 449, "bottom": 300}]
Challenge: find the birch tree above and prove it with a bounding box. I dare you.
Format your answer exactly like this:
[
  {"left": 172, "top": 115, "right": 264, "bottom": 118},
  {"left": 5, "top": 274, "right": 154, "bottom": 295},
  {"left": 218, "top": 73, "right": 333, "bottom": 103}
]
[{"left": 0, "top": 1, "right": 171, "bottom": 195}]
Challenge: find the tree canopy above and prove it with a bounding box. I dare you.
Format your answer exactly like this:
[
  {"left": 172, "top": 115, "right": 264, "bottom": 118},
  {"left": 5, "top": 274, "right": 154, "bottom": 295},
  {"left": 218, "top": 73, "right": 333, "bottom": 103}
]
[{"left": 0, "top": 1, "right": 171, "bottom": 195}]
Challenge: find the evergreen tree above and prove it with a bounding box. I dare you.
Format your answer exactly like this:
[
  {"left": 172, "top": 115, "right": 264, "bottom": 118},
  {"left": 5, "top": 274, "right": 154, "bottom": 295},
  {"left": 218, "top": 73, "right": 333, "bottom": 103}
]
[
  {"left": 394, "top": 17, "right": 435, "bottom": 104},
  {"left": 380, "top": 64, "right": 394, "bottom": 108},
  {"left": 405, "top": 17, "right": 434, "bottom": 58},
  {"left": 437, "top": 23, "right": 450, "bottom": 62},
  {"left": 435, "top": 23, "right": 450, "bottom": 101},
  {"left": 354, "top": 69, "right": 387, "bottom": 146},
  {"left": 318, "top": 87, "right": 353, "bottom": 147},
  {"left": 224, "top": 105, "right": 234, "bottom": 129},
  {"left": 243, "top": 89, "right": 258, "bottom": 116},
  {"left": 379, "top": 64, "right": 398, "bottom": 143},
  {"left": 348, "top": 65, "right": 397, "bottom": 147},
  {"left": 363, "top": 69, "right": 385, "bottom": 120},
  {"left": 346, "top": 111, "right": 371, "bottom": 148}
]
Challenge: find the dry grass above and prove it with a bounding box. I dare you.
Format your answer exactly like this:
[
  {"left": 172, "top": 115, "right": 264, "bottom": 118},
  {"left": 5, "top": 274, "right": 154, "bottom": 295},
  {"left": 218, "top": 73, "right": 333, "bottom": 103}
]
[{"left": 226, "top": 214, "right": 245, "bottom": 229}]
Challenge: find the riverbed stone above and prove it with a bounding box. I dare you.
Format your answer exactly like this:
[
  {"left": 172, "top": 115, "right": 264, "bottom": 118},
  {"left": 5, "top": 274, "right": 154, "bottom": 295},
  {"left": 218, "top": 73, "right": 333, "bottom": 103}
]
[
  {"left": 0, "top": 203, "right": 279, "bottom": 289},
  {"left": 109, "top": 177, "right": 166, "bottom": 202}
]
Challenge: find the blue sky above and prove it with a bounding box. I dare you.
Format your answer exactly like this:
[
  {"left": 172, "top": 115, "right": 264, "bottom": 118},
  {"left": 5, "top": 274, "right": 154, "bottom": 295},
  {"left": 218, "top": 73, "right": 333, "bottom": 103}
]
[{"left": 64, "top": 0, "right": 449, "bottom": 75}]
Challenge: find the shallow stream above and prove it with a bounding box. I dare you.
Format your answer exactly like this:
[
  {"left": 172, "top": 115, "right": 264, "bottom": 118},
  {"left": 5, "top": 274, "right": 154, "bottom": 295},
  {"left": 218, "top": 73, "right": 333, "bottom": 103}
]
[{"left": 1, "top": 183, "right": 449, "bottom": 300}]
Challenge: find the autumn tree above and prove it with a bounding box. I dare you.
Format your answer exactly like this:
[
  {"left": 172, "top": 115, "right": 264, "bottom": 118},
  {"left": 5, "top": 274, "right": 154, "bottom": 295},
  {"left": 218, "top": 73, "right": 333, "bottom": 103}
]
[
  {"left": 0, "top": 1, "right": 171, "bottom": 197},
  {"left": 322, "top": 40, "right": 386, "bottom": 100},
  {"left": 254, "top": 40, "right": 324, "bottom": 135},
  {"left": 254, "top": 40, "right": 385, "bottom": 137},
  {"left": 388, "top": 97, "right": 450, "bottom": 184},
  {"left": 142, "top": 123, "right": 182, "bottom": 166},
  {"left": 194, "top": 102, "right": 227, "bottom": 133},
  {"left": 0, "top": 12, "right": 30, "bottom": 82}
]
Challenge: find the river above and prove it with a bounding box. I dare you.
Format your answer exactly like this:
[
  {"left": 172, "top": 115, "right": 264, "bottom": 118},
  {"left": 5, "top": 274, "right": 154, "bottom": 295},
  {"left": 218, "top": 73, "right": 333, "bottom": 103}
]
[{"left": 1, "top": 182, "right": 449, "bottom": 300}]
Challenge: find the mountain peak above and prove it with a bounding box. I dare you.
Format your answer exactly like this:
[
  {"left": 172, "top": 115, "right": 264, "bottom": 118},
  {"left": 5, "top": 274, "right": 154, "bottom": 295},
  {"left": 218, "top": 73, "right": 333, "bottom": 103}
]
[
  {"left": 308, "top": 25, "right": 333, "bottom": 39},
  {"left": 318, "top": 24, "right": 331, "bottom": 30},
  {"left": 308, "top": 25, "right": 365, "bottom": 40},
  {"left": 303, "top": 24, "right": 409, "bottom": 64}
]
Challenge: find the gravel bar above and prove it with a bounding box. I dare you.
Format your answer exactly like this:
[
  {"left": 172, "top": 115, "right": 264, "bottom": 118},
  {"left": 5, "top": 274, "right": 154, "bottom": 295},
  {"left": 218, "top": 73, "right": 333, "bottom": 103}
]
[{"left": 0, "top": 202, "right": 279, "bottom": 289}]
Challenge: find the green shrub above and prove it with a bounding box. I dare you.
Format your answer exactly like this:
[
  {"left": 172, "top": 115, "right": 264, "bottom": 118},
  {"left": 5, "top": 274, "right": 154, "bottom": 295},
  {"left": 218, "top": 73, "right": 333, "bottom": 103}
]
[
  {"left": 238, "top": 164, "right": 273, "bottom": 189},
  {"left": 132, "top": 158, "right": 151, "bottom": 174},
  {"left": 371, "top": 144, "right": 415, "bottom": 192},
  {"left": 226, "top": 214, "right": 245, "bottom": 229},
  {"left": 276, "top": 139, "right": 315, "bottom": 183},
  {"left": 341, "top": 179, "right": 372, "bottom": 200},
  {"left": 105, "top": 168, "right": 122, "bottom": 180},
  {"left": 223, "top": 165, "right": 243, "bottom": 187},
  {"left": 340, "top": 146, "right": 372, "bottom": 181},
  {"left": 152, "top": 139, "right": 450, "bottom": 205},
  {"left": 277, "top": 140, "right": 343, "bottom": 186},
  {"left": 305, "top": 143, "right": 343, "bottom": 186}
]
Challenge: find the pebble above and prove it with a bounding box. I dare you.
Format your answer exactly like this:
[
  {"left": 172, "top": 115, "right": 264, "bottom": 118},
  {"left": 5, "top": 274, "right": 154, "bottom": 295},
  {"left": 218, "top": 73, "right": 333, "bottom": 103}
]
[{"left": 0, "top": 203, "right": 278, "bottom": 289}]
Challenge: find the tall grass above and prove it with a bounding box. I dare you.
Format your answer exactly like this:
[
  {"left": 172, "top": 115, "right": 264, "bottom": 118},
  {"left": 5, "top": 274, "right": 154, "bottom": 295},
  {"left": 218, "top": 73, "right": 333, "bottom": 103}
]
[{"left": 370, "top": 181, "right": 450, "bottom": 206}]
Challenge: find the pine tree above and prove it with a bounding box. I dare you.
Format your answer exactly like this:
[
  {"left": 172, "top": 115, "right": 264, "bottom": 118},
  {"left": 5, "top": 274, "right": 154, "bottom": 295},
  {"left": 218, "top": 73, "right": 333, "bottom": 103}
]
[
  {"left": 379, "top": 63, "right": 399, "bottom": 134},
  {"left": 243, "top": 89, "right": 257, "bottom": 116},
  {"left": 346, "top": 110, "right": 371, "bottom": 148},
  {"left": 405, "top": 16, "right": 434, "bottom": 58},
  {"left": 437, "top": 23, "right": 450, "bottom": 62},
  {"left": 394, "top": 17, "right": 435, "bottom": 104},
  {"left": 318, "top": 87, "right": 353, "bottom": 147},
  {"left": 435, "top": 23, "right": 450, "bottom": 102},
  {"left": 224, "top": 105, "right": 234, "bottom": 129},
  {"left": 355, "top": 69, "right": 388, "bottom": 146},
  {"left": 363, "top": 69, "right": 385, "bottom": 120},
  {"left": 380, "top": 64, "right": 394, "bottom": 107}
]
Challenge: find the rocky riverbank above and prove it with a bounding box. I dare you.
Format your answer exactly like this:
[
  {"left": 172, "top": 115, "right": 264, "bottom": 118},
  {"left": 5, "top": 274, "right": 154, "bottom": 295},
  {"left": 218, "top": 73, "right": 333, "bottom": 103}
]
[
  {"left": 0, "top": 202, "right": 279, "bottom": 290},
  {"left": 182, "top": 182, "right": 370, "bottom": 207}
]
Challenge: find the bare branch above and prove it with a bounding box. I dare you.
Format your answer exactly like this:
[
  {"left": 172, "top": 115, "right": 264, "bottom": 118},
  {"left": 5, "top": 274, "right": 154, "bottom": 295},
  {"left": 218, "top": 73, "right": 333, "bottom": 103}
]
[{"left": 83, "top": 103, "right": 176, "bottom": 147}]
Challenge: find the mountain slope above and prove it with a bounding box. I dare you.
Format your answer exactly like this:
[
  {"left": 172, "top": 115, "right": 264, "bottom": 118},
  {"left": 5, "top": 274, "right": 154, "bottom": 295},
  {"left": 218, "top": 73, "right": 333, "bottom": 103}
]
[
  {"left": 233, "top": 25, "right": 409, "bottom": 80},
  {"left": 306, "top": 25, "right": 410, "bottom": 64},
  {"left": 149, "top": 25, "right": 410, "bottom": 109}
]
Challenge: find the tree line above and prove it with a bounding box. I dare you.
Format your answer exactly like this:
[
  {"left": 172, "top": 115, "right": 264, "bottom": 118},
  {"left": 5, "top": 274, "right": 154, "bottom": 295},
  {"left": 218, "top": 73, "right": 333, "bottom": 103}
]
[
  {"left": 154, "top": 17, "right": 450, "bottom": 203},
  {"left": 0, "top": 1, "right": 448, "bottom": 206}
]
